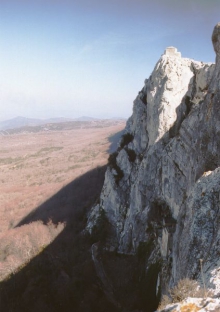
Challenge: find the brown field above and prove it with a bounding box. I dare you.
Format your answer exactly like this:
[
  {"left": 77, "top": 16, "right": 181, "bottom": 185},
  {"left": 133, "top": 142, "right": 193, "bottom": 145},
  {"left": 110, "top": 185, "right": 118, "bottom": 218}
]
[
  {"left": 0, "top": 120, "right": 125, "bottom": 280},
  {"left": 0, "top": 119, "right": 155, "bottom": 312},
  {"left": 0, "top": 120, "right": 125, "bottom": 231}
]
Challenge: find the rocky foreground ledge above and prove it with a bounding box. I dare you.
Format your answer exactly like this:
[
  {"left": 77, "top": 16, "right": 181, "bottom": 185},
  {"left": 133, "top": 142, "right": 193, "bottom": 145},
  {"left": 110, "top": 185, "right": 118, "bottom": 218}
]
[{"left": 157, "top": 297, "right": 220, "bottom": 312}]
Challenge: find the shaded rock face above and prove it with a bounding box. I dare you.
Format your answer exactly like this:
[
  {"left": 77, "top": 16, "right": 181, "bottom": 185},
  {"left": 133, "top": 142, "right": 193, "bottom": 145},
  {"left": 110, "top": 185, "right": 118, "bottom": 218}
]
[{"left": 87, "top": 24, "right": 220, "bottom": 298}]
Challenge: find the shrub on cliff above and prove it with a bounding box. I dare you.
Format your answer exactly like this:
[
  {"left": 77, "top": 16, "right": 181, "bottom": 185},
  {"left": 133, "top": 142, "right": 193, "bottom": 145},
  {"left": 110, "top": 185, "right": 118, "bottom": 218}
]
[
  {"left": 108, "top": 151, "right": 118, "bottom": 168},
  {"left": 108, "top": 152, "right": 124, "bottom": 184},
  {"left": 126, "top": 148, "right": 136, "bottom": 162},
  {"left": 120, "top": 133, "right": 134, "bottom": 149},
  {"left": 158, "top": 278, "right": 201, "bottom": 310},
  {"left": 170, "top": 278, "right": 199, "bottom": 303}
]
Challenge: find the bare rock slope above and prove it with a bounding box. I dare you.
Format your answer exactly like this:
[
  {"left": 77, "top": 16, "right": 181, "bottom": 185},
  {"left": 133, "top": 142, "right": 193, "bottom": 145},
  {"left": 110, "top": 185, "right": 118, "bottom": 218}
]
[{"left": 88, "top": 24, "right": 220, "bottom": 299}]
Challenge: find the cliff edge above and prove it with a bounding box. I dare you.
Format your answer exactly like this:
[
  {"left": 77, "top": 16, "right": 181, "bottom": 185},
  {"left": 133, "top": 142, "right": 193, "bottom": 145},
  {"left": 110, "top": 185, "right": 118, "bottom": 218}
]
[{"left": 87, "top": 23, "right": 220, "bottom": 302}]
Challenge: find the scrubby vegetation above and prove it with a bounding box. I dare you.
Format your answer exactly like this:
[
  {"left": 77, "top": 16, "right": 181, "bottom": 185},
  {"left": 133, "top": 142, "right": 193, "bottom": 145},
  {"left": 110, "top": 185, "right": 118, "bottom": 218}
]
[
  {"left": 170, "top": 278, "right": 200, "bottom": 303},
  {"left": 0, "top": 122, "right": 129, "bottom": 312},
  {"left": 0, "top": 120, "right": 155, "bottom": 312},
  {"left": 107, "top": 131, "right": 136, "bottom": 184},
  {"left": 108, "top": 151, "right": 118, "bottom": 168},
  {"left": 0, "top": 166, "right": 114, "bottom": 312},
  {"left": 0, "top": 121, "right": 163, "bottom": 312},
  {"left": 158, "top": 278, "right": 209, "bottom": 311},
  {"left": 126, "top": 148, "right": 136, "bottom": 162},
  {"left": 0, "top": 122, "right": 125, "bottom": 235},
  {"left": 120, "top": 133, "right": 134, "bottom": 149},
  {"left": 0, "top": 164, "right": 162, "bottom": 312},
  {"left": 108, "top": 152, "right": 124, "bottom": 184}
]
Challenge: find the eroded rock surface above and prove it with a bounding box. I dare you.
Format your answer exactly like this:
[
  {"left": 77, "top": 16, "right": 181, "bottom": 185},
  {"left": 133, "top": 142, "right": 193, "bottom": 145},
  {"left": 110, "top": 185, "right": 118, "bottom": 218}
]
[{"left": 87, "top": 23, "right": 220, "bottom": 302}]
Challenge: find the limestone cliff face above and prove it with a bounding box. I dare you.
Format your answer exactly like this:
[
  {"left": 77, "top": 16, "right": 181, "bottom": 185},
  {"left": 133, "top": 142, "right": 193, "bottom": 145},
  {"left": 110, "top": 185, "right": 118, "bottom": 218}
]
[{"left": 88, "top": 24, "right": 220, "bottom": 297}]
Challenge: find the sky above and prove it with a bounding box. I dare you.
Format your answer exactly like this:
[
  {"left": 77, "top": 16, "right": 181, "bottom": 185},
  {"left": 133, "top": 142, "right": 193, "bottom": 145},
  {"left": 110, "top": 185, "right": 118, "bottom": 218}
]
[{"left": 0, "top": 0, "right": 219, "bottom": 121}]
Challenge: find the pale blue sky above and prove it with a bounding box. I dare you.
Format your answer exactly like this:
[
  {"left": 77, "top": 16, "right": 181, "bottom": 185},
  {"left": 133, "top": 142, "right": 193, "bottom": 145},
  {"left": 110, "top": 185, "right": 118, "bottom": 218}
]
[{"left": 0, "top": 0, "right": 219, "bottom": 120}]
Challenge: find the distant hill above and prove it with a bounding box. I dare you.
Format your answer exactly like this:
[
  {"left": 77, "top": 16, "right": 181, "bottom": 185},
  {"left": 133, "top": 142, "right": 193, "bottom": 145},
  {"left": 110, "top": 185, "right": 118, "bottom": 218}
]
[
  {"left": 0, "top": 118, "right": 125, "bottom": 135},
  {"left": 0, "top": 116, "right": 42, "bottom": 130},
  {"left": 0, "top": 116, "right": 73, "bottom": 131},
  {"left": 0, "top": 116, "right": 101, "bottom": 131},
  {"left": 73, "top": 116, "right": 100, "bottom": 121}
]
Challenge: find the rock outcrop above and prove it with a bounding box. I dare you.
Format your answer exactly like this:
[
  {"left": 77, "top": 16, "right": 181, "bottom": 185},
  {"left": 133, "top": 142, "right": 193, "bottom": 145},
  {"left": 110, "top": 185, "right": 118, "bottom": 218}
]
[
  {"left": 157, "top": 297, "right": 220, "bottom": 312},
  {"left": 87, "top": 23, "right": 220, "bottom": 303}
]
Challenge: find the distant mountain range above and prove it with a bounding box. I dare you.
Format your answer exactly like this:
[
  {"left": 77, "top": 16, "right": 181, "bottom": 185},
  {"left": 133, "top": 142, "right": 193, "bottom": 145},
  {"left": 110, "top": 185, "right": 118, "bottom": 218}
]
[{"left": 0, "top": 116, "right": 103, "bottom": 131}]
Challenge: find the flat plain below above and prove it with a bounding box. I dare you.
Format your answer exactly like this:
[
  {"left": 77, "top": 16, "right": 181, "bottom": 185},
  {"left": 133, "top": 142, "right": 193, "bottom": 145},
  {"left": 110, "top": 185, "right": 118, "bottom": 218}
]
[{"left": 0, "top": 120, "right": 125, "bottom": 232}]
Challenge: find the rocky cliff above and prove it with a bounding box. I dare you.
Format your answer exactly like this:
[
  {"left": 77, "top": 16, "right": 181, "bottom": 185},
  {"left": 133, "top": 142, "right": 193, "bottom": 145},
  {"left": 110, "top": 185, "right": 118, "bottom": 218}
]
[{"left": 88, "top": 23, "right": 220, "bottom": 302}]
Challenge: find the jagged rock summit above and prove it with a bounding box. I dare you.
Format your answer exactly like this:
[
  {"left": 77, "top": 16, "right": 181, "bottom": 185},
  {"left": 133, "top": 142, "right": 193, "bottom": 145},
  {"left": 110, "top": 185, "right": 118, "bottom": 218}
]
[
  {"left": 87, "top": 23, "right": 220, "bottom": 305},
  {"left": 164, "top": 46, "right": 181, "bottom": 58}
]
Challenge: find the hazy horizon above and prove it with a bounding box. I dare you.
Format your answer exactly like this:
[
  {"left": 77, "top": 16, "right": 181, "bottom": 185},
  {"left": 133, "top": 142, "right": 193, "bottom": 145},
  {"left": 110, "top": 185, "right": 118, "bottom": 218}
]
[
  {"left": 0, "top": 0, "right": 219, "bottom": 121},
  {"left": 0, "top": 115, "right": 126, "bottom": 122}
]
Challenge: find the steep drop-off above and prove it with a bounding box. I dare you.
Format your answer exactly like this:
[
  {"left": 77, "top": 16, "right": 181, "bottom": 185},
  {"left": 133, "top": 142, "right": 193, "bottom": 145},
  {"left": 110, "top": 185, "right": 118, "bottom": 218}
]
[{"left": 88, "top": 23, "right": 220, "bottom": 303}]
